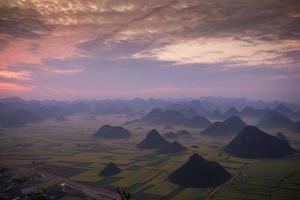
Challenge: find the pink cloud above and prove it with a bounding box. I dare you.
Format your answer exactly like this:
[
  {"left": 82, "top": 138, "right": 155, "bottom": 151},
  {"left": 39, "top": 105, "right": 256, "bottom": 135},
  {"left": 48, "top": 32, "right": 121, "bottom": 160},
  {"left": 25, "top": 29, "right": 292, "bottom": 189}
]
[
  {"left": 0, "top": 33, "right": 80, "bottom": 69},
  {"left": 0, "top": 82, "right": 32, "bottom": 92}
]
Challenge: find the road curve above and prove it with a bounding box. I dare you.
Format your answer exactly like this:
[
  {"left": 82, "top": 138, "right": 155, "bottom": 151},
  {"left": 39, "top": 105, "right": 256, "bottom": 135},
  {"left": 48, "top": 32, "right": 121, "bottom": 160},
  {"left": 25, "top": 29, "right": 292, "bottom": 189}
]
[
  {"left": 203, "top": 165, "right": 247, "bottom": 200},
  {"left": 34, "top": 169, "right": 121, "bottom": 200}
]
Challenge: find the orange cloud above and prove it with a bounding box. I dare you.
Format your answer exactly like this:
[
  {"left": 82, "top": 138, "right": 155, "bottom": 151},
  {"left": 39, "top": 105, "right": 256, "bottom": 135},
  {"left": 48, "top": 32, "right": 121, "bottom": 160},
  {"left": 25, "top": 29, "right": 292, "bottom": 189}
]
[
  {"left": 134, "top": 38, "right": 300, "bottom": 66},
  {"left": 0, "top": 82, "right": 32, "bottom": 92},
  {"left": 0, "top": 70, "right": 32, "bottom": 80}
]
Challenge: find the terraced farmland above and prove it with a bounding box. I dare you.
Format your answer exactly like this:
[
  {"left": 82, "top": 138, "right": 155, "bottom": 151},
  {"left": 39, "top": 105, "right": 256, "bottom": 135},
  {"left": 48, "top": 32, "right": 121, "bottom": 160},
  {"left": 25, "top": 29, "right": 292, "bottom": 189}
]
[{"left": 1, "top": 115, "right": 299, "bottom": 200}]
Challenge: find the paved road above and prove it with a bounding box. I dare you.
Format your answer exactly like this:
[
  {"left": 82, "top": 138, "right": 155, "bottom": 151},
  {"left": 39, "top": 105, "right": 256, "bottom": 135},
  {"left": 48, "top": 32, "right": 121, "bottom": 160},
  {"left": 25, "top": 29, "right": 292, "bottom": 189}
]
[
  {"left": 30, "top": 168, "right": 121, "bottom": 200},
  {"left": 203, "top": 165, "right": 247, "bottom": 200}
]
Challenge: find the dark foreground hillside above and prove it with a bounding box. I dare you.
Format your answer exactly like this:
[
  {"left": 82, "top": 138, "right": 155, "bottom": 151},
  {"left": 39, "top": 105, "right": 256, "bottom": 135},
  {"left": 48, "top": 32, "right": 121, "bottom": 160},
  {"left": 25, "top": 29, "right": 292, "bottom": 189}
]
[
  {"left": 169, "top": 153, "right": 232, "bottom": 188},
  {"left": 225, "top": 126, "right": 295, "bottom": 158}
]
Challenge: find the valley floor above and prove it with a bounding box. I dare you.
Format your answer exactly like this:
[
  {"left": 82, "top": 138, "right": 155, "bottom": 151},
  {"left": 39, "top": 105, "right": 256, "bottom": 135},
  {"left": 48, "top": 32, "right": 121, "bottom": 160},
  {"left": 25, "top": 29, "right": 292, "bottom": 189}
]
[{"left": 1, "top": 115, "right": 300, "bottom": 200}]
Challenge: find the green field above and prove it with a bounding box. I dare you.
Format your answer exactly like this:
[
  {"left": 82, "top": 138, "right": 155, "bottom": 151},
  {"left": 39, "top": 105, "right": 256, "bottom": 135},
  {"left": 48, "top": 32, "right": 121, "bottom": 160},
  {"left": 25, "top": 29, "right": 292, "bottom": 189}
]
[{"left": 0, "top": 115, "right": 300, "bottom": 200}]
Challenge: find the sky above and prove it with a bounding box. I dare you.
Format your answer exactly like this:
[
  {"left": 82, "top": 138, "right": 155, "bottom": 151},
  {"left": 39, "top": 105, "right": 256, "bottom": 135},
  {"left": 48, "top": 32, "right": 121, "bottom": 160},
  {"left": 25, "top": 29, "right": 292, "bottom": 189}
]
[{"left": 0, "top": 0, "right": 300, "bottom": 102}]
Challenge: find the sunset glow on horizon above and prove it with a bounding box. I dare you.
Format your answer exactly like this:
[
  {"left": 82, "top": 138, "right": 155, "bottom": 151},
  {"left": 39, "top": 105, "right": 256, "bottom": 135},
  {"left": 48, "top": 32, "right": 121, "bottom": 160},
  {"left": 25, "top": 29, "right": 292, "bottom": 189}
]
[{"left": 0, "top": 0, "right": 300, "bottom": 102}]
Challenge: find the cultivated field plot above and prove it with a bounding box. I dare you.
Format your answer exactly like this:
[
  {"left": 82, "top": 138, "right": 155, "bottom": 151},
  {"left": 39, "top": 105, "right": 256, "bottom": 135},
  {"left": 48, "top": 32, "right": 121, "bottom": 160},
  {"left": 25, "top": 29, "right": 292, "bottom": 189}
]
[{"left": 0, "top": 115, "right": 300, "bottom": 200}]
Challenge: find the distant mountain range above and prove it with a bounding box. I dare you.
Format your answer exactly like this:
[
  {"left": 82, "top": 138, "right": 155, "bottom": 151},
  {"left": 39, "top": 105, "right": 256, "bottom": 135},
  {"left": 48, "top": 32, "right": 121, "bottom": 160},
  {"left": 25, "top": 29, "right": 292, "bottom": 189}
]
[
  {"left": 258, "top": 110, "right": 294, "bottom": 128},
  {"left": 224, "top": 107, "right": 239, "bottom": 117},
  {"left": 200, "top": 116, "right": 246, "bottom": 136},
  {"left": 275, "top": 104, "right": 297, "bottom": 117},
  {"left": 0, "top": 96, "right": 299, "bottom": 128},
  {"left": 164, "top": 132, "right": 178, "bottom": 139},
  {"left": 209, "top": 110, "right": 225, "bottom": 120},
  {"left": 132, "top": 108, "right": 212, "bottom": 128},
  {"left": 143, "top": 108, "right": 188, "bottom": 125},
  {"left": 164, "top": 130, "right": 192, "bottom": 139},
  {"left": 164, "top": 100, "right": 210, "bottom": 116},
  {"left": 257, "top": 110, "right": 300, "bottom": 132}
]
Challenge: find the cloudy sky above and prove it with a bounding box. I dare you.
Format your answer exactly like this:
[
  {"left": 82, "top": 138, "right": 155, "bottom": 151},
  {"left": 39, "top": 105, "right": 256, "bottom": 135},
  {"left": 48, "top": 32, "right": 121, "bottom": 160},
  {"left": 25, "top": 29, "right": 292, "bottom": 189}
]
[{"left": 0, "top": 0, "right": 299, "bottom": 101}]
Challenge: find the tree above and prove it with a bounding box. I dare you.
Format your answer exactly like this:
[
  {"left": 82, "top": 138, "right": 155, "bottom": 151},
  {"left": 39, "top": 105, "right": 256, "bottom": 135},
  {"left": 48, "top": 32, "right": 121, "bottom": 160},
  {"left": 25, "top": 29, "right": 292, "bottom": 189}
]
[{"left": 116, "top": 188, "right": 132, "bottom": 200}]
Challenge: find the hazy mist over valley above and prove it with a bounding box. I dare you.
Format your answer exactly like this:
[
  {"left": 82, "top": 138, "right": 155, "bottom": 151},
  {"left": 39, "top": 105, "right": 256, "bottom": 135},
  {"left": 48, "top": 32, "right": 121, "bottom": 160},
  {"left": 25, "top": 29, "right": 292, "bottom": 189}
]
[{"left": 0, "top": 0, "right": 300, "bottom": 200}]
